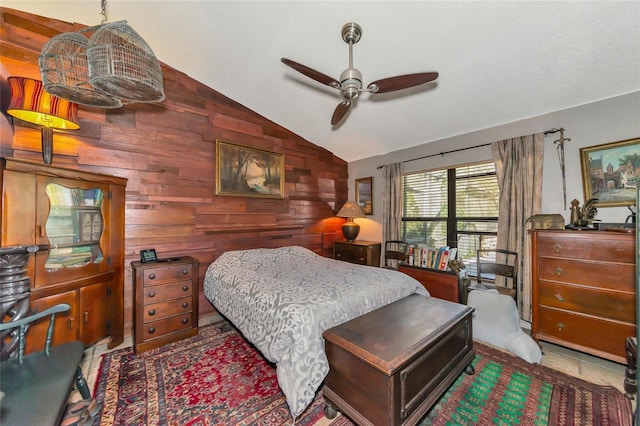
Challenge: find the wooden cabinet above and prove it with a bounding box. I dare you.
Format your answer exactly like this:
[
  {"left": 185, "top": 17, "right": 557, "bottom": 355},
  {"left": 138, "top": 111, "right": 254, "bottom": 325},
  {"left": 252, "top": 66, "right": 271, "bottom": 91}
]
[
  {"left": 334, "top": 240, "right": 381, "bottom": 266},
  {"left": 131, "top": 257, "right": 199, "bottom": 353},
  {"left": 398, "top": 265, "right": 461, "bottom": 303},
  {"left": 1, "top": 158, "right": 127, "bottom": 352},
  {"left": 531, "top": 230, "right": 636, "bottom": 363}
]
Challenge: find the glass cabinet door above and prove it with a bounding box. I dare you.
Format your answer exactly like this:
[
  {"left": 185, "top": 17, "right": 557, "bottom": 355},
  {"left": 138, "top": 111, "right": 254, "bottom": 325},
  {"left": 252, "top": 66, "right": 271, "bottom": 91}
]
[{"left": 44, "top": 183, "right": 105, "bottom": 271}]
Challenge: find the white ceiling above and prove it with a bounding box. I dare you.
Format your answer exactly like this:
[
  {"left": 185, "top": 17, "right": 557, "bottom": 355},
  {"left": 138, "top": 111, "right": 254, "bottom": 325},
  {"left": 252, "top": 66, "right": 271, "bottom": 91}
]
[{"left": 5, "top": 1, "right": 640, "bottom": 162}]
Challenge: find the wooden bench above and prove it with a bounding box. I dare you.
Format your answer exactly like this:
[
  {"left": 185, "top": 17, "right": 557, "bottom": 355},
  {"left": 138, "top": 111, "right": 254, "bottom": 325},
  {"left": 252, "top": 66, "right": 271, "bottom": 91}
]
[{"left": 322, "top": 294, "right": 475, "bottom": 426}]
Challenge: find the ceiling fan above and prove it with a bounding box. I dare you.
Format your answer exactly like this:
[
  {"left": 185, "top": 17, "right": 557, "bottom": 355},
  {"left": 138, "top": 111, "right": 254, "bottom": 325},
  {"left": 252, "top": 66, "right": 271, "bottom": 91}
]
[{"left": 281, "top": 22, "right": 439, "bottom": 126}]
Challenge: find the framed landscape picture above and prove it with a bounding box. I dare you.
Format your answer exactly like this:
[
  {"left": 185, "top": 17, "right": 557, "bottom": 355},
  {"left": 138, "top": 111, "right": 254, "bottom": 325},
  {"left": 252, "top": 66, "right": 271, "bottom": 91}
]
[
  {"left": 355, "top": 177, "right": 373, "bottom": 215},
  {"left": 580, "top": 137, "right": 640, "bottom": 207},
  {"left": 216, "top": 140, "right": 284, "bottom": 198}
]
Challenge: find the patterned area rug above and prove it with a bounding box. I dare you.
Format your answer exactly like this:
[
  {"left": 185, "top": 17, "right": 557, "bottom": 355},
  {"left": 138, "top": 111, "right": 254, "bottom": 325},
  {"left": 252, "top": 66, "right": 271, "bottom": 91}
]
[
  {"left": 93, "top": 320, "right": 632, "bottom": 426},
  {"left": 92, "top": 321, "right": 324, "bottom": 425},
  {"left": 329, "top": 341, "right": 633, "bottom": 426}
]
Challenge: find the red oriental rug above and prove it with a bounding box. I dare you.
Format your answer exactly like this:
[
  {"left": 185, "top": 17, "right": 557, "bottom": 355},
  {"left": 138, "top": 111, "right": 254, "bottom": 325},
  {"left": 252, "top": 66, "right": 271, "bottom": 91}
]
[
  {"left": 93, "top": 320, "right": 633, "bottom": 426},
  {"left": 92, "top": 321, "right": 324, "bottom": 425}
]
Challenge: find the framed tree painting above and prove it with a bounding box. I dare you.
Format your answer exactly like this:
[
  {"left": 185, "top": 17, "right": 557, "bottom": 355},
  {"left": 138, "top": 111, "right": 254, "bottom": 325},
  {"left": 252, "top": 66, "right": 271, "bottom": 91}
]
[
  {"left": 355, "top": 177, "right": 373, "bottom": 215},
  {"left": 216, "top": 140, "right": 284, "bottom": 198},
  {"left": 580, "top": 137, "right": 640, "bottom": 207}
]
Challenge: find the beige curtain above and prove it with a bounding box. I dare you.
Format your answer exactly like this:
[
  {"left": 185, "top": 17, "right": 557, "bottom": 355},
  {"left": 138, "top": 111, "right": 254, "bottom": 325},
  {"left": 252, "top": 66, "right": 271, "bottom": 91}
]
[
  {"left": 492, "top": 133, "right": 544, "bottom": 321},
  {"left": 382, "top": 163, "right": 403, "bottom": 262}
]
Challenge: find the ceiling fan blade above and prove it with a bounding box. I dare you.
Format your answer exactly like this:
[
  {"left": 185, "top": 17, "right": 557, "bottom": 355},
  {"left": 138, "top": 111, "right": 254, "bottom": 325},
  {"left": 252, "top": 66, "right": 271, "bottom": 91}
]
[
  {"left": 281, "top": 58, "right": 340, "bottom": 89},
  {"left": 331, "top": 100, "right": 351, "bottom": 125},
  {"left": 367, "top": 72, "right": 439, "bottom": 94}
]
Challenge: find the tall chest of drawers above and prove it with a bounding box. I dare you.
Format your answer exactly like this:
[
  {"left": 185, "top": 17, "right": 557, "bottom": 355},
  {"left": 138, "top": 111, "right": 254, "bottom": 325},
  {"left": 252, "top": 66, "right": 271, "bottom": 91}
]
[
  {"left": 531, "top": 230, "right": 635, "bottom": 363},
  {"left": 131, "top": 256, "right": 199, "bottom": 353}
]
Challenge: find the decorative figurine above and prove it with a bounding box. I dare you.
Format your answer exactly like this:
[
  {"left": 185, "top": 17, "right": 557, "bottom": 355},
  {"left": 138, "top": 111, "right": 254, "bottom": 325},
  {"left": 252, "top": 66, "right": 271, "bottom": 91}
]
[{"left": 569, "top": 198, "right": 599, "bottom": 228}]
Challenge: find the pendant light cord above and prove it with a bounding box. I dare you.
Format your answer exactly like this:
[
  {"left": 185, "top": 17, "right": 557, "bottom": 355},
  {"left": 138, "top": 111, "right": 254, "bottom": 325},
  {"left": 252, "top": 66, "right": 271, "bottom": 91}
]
[{"left": 100, "top": 0, "right": 108, "bottom": 24}]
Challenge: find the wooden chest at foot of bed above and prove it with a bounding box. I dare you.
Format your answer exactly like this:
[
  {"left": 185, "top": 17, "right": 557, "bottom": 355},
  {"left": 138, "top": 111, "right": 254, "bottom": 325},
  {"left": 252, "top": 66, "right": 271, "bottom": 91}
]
[{"left": 322, "top": 294, "right": 475, "bottom": 426}]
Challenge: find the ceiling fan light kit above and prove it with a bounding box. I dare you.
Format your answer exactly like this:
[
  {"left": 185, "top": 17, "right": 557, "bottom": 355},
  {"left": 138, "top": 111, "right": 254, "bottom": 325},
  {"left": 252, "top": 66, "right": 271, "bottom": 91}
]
[{"left": 281, "top": 22, "right": 438, "bottom": 125}]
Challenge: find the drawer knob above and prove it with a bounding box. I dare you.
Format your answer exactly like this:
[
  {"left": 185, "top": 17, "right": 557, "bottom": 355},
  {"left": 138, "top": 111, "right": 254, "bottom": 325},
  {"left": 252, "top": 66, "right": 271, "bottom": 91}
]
[
  {"left": 149, "top": 273, "right": 156, "bottom": 280},
  {"left": 554, "top": 293, "right": 564, "bottom": 302},
  {"left": 148, "top": 309, "right": 156, "bottom": 316},
  {"left": 557, "top": 322, "right": 565, "bottom": 331},
  {"left": 181, "top": 318, "right": 188, "bottom": 324},
  {"left": 182, "top": 285, "right": 189, "bottom": 291},
  {"left": 554, "top": 244, "right": 561, "bottom": 253},
  {"left": 182, "top": 269, "right": 189, "bottom": 275},
  {"left": 182, "top": 302, "right": 188, "bottom": 308},
  {"left": 148, "top": 291, "right": 156, "bottom": 298},
  {"left": 148, "top": 327, "right": 156, "bottom": 334},
  {"left": 554, "top": 267, "right": 562, "bottom": 276}
]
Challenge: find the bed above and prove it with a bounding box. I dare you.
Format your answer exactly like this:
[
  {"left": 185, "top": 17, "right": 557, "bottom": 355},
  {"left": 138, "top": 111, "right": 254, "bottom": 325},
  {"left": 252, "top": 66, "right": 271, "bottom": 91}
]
[{"left": 203, "top": 245, "right": 429, "bottom": 419}]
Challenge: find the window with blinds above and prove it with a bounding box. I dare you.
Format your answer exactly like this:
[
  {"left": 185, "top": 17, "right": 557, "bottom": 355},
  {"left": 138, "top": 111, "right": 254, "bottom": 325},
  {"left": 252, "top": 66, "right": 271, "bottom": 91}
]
[{"left": 401, "top": 162, "right": 499, "bottom": 267}]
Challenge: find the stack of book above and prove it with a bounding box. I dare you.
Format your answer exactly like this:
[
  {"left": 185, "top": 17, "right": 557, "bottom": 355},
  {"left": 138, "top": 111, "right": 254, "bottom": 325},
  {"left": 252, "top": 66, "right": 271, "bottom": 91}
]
[{"left": 407, "top": 245, "right": 458, "bottom": 271}]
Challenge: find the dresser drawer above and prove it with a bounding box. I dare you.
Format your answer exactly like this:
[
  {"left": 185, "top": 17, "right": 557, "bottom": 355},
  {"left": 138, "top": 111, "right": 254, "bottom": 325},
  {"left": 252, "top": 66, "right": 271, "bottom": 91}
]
[
  {"left": 141, "top": 314, "right": 194, "bottom": 341},
  {"left": 334, "top": 241, "right": 381, "bottom": 267},
  {"left": 142, "top": 263, "right": 193, "bottom": 286},
  {"left": 143, "top": 280, "right": 193, "bottom": 304},
  {"left": 142, "top": 296, "right": 193, "bottom": 323},
  {"left": 538, "top": 258, "right": 634, "bottom": 291},
  {"left": 538, "top": 306, "right": 634, "bottom": 359},
  {"left": 536, "top": 233, "right": 634, "bottom": 263},
  {"left": 539, "top": 281, "right": 635, "bottom": 323}
]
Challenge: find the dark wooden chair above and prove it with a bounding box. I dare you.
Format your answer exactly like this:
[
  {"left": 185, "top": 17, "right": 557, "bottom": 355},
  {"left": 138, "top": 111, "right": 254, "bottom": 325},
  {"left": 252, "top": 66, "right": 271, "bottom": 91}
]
[
  {"left": 0, "top": 303, "right": 92, "bottom": 426},
  {"left": 466, "top": 248, "right": 518, "bottom": 302},
  {"left": 383, "top": 240, "right": 409, "bottom": 270}
]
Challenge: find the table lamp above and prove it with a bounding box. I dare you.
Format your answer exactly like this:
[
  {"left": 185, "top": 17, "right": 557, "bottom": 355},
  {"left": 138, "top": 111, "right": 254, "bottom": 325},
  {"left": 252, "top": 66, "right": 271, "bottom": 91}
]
[{"left": 336, "top": 201, "right": 365, "bottom": 241}]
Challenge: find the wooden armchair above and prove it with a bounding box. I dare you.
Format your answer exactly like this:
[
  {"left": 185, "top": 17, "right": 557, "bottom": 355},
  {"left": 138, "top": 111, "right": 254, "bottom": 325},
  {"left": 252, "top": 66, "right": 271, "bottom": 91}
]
[{"left": 0, "top": 304, "right": 93, "bottom": 425}]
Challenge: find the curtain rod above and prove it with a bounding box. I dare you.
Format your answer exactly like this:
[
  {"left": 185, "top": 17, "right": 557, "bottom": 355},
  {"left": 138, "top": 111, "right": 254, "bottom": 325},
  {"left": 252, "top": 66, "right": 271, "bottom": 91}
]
[{"left": 376, "top": 127, "right": 561, "bottom": 169}]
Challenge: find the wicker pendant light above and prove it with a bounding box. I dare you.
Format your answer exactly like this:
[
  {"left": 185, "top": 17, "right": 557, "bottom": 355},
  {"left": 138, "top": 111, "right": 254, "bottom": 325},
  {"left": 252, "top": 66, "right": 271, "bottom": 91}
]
[
  {"left": 39, "top": 32, "right": 123, "bottom": 109},
  {"left": 38, "top": 0, "right": 164, "bottom": 108},
  {"left": 87, "top": 21, "right": 165, "bottom": 104}
]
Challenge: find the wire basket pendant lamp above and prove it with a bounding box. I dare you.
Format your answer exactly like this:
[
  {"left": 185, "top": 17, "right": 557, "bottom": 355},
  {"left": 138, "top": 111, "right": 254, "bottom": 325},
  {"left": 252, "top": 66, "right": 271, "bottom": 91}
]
[{"left": 38, "top": 0, "right": 164, "bottom": 108}]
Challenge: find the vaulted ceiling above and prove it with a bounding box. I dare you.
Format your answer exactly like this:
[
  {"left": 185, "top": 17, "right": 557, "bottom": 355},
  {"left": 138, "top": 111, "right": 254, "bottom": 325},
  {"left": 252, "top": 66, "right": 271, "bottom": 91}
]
[{"left": 5, "top": 1, "right": 640, "bottom": 162}]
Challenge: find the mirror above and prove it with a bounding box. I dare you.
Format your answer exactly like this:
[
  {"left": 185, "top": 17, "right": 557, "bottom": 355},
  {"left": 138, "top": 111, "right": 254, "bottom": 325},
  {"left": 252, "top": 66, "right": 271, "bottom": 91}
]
[{"left": 355, "top": 177, "right": 373, "bottom": 215}]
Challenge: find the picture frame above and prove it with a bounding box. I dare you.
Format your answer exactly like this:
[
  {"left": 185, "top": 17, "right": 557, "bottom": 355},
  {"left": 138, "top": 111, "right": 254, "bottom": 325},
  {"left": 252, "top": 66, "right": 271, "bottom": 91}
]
[
  {"left": 216, "top": 140, "right": 285, "bottom": 199},
  {"left": 355, "top": 177, "right": 373, "bottom": 215},
  {"left": 580, "top": 137, "right": 640, "bottom": 208}
]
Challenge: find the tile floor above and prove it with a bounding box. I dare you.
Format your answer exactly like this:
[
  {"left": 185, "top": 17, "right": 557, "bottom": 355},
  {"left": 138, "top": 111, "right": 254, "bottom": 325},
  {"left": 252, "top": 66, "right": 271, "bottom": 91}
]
[{"left": 71, "top": 316, "right": 635, "bottom": 421}]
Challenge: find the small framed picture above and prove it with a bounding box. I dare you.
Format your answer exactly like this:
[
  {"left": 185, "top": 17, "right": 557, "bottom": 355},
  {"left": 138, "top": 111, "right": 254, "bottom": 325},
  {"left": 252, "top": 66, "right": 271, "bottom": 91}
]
[{"left": 355, "top": 177, "right": 373, "bottom": 215}]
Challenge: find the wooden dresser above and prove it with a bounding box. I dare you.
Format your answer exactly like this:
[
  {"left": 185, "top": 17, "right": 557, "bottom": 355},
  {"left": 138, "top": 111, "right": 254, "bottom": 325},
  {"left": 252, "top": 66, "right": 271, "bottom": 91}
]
[
  {"left": 531, "top": 230, "right": 636, "bottom": 363},
  {"left": 334, "top": 240, "right": 381, "bottom": 266},
  {"left": 131, "top": 256, "right": 199, "bottom": 353}
]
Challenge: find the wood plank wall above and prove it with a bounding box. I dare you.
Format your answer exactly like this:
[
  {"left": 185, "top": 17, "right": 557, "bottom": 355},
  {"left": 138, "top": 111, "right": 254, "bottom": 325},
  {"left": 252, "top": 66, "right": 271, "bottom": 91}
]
[{"left": 0, "top": 8, "right": 349, "bottom": 336}]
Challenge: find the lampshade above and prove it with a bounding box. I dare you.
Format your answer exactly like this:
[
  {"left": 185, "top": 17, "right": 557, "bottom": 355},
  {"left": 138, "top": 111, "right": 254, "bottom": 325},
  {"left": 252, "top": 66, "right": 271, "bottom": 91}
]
[
  {"left": 336, "top": 201, "right": 365, "bottom": 241},
  {"left": 336, "top": 201, "right": 366, "bottom": 219},
  {"left": 7, "top": 77, "right": 80, "bottom": 164}
]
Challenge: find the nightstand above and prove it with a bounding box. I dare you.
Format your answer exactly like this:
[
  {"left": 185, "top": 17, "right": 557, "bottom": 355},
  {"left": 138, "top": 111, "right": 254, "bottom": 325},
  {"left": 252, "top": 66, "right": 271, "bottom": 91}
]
[
  {"left": 334, "top": 240, "right": 381, "bottom": 266},
  {"left": 131, "top": 256, "right": 199, "bottom": 353}
]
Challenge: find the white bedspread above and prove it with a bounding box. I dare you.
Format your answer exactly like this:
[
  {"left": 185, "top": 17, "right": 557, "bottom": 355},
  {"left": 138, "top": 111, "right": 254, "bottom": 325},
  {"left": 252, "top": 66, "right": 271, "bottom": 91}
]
[{"left": 203, "top": 246, "right": 429, "bottom": 418}]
